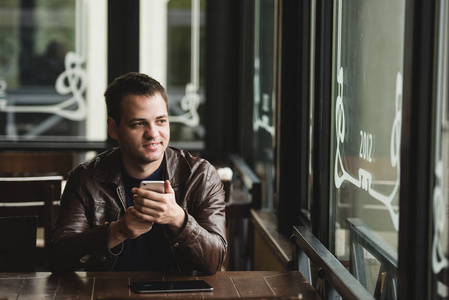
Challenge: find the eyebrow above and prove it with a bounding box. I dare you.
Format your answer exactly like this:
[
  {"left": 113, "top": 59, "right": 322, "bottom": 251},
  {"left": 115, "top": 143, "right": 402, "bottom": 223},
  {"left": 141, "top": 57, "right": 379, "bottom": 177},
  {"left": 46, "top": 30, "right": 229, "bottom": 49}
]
[
  {"left": 128, "top": 118, "right": 146, "bottom": 123},
  {"left": 128, "top": 115, "right": 168, "bottom": 123}
]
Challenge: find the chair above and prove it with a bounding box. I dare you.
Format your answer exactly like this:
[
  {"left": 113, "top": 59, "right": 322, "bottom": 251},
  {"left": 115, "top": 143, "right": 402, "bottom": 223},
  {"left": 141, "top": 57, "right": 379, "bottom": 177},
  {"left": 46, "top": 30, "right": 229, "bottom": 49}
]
[
  {"left": 0, "top": 216, "right": 38, "bottom": 271},
  {"left": 0, "top": 176, "right": 63, "bottom": 268},
  {"left": 221, "top": 154, "right": 262, "bottom": 271}
]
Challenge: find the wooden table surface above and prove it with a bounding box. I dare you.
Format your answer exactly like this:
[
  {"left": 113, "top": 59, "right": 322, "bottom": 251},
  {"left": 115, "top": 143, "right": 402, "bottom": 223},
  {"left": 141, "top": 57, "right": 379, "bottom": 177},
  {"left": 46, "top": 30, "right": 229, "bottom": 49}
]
[{"left": 0, "top": 270, "right": 320, "bottom": 299}]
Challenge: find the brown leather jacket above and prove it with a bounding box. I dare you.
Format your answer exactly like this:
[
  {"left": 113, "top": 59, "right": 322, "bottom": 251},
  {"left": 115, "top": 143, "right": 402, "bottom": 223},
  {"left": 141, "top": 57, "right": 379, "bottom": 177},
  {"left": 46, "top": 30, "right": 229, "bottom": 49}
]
[{"left": 48, "top": 147, "right": 227, "bottom": 274}]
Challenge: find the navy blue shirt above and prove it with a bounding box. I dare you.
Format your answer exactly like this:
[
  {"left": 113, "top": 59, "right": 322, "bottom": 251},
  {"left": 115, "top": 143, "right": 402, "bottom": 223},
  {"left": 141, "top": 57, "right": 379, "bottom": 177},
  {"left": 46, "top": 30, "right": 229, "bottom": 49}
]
[{"left": 113, "top": 165, "right": 171, "bottom": 271}]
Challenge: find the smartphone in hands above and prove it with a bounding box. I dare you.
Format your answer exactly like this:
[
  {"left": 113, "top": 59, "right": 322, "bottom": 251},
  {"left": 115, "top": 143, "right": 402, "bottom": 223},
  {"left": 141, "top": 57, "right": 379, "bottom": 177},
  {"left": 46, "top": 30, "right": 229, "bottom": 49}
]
[{"left": 140, "top": 180, "right": 165, "bottom": 193}]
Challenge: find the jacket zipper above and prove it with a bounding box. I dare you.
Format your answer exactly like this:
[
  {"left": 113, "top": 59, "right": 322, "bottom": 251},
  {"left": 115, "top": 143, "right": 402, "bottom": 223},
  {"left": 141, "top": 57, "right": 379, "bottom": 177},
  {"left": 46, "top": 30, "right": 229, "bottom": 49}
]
[{"left": 116, "top": 186, "right": 126, "bottom": 211}]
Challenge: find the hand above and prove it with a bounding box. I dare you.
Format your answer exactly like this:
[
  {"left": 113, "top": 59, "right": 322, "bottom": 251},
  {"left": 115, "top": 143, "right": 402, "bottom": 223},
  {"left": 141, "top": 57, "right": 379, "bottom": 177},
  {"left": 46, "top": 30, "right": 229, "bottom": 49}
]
[
  {"left": 108, "top": 207, "right": 153, "bottom": 249},
  {"left": 132, "top": 180, "right": 186, "bottom": 235}
]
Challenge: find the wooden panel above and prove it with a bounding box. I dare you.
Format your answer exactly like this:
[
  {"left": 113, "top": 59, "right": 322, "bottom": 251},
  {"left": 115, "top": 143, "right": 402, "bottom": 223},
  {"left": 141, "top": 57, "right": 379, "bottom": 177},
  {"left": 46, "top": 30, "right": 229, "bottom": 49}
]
[
  {"left": 232, "top": 276, "right": 274, "bottom": 298},
  {"left": 55, "top": 277, "right": 94, "bottom": 299},
  {"left": 253, "top": 228, "right": 286, "bottom": 271},
  {"left": 0, "top": 177, "right": 63, "bottom": 271},
  {"left": 0, "top": 151, "right": 75, "bottom": 178},
  {"left": 251, "top": 210, "right": 293, "bottom": 271},
  {"left": 94, "top": 277, "right": 131, "bottom": 299},
  {"left": 20, "top": 277, "right": 59, "bottom": 298},
  {"left": 200, "top": 276, "right": 240, "bottom": 299},
  {"left": 0, "top": 216, "right": 37, "bottom": 272},
  {"left": 264, "top": 271, "right": 318, "bottom": 299},
  {"left": 0, "top": 271, "right": 320, "bottom": 299},
  {"left": 0, "top": 178, "right": 61, "bottom": 203},
  {"left": 0, "top": 278, "right": 23, "bottom": 299}
]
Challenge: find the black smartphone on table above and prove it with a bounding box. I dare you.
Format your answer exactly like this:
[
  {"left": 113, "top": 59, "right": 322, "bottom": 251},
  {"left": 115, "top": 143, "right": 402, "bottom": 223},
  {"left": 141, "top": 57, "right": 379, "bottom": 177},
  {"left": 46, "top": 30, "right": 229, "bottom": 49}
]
[{"left": 130, "top": 280, "right": 213, "bottom": 294}]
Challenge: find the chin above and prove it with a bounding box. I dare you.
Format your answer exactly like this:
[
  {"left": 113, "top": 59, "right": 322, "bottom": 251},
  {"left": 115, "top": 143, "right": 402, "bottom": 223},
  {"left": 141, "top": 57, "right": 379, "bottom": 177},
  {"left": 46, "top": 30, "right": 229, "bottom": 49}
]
[{"left": 143, "top": 152, "right": 164, "bottom": 164}]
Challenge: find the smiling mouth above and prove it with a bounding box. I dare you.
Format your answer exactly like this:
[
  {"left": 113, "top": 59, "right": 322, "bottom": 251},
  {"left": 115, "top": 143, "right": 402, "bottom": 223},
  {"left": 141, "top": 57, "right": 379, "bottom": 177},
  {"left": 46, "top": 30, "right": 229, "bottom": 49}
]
[{"left": 143, "top": 142, "right": 161, "bottom": 149}]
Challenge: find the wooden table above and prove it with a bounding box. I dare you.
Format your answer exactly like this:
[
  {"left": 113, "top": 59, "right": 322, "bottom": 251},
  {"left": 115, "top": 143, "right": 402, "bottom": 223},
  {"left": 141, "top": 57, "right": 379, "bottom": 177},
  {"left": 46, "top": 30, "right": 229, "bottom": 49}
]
[{"left": 0, "top": 270, "right": 320, "bottom": 299}]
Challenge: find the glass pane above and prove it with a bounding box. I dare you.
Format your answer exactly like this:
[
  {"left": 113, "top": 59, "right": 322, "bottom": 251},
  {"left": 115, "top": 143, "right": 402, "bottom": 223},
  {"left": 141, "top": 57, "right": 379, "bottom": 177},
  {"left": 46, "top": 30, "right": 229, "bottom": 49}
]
[
  {"left": 432, "top": 0, "right": 449, "bottom": 297},
  {"left": 166, "top": 0, "right": 205, "bottom": 145},
  {"left": 253, "top": 0, "right": 276, "bottom": 209},
  {"left": 330, "top": 0, "right": 405, "bottom": 295},
  {"left": 0, "top": 0, "right": 106, "bottom": 142},
  {"left": 308, "top": 0, "right": 316, "bottom": 213}
]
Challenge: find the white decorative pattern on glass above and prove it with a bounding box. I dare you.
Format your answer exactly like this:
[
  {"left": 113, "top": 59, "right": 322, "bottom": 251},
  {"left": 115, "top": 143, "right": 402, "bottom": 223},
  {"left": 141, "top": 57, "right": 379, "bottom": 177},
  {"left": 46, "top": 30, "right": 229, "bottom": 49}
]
[
  {"left": 432, "top": 0, "right": 449, "bottom": 275},
  {"left": 334, "top": 67, "right": 402, "bottom": 231},
  {"left": 0, "top": 0, "right": 88, "bottom": 122},
  {"left": 168, "top": 0, "right": 201, "bottom": 127}
]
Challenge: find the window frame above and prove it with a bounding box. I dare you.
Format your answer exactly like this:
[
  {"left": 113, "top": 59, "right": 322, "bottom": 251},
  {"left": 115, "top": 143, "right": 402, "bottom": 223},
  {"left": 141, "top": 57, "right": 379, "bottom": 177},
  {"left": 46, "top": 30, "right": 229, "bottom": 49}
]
[
  {"left": 398, "top": 0, "right": 437, "bottom": 299},
  {"left": 309, "top": 0, "right": 334, "bottom": 247},
  {"left": 276, "top": 0, "right": 313, "bottom": 235}
]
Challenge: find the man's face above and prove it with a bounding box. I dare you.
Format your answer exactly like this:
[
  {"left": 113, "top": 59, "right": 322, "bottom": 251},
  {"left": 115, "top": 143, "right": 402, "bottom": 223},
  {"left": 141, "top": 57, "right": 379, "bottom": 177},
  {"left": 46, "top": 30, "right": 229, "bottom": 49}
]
[{"left": 108, "top": 93, "right": 170, "bottom": 170}]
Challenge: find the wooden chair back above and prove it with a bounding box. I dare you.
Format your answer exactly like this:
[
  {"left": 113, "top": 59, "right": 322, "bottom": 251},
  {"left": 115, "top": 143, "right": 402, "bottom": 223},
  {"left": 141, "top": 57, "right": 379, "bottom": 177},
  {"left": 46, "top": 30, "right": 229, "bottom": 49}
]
[
  {"left": 0, "top": 176, "right": 63, "bottom": 254},
  {"left": 0, "top": 216, "right": 38, "bottom": 271},
  {"left": 0, "top": 151, "right": 75, "bottom": 179}
]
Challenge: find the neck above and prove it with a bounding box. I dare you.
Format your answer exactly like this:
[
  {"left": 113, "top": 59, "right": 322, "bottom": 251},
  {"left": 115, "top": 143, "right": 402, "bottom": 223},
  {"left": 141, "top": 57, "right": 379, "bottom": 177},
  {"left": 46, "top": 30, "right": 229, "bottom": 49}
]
[{"left": 121, "top": 157, "right": 164, "bottom": 179}]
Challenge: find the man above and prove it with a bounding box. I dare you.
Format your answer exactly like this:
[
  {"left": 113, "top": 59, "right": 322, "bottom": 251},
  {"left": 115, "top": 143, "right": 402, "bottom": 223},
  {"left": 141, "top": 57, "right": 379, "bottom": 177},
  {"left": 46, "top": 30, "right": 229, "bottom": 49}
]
[{"left": 48, "top": 72, "right": 227, "bottom": 274}]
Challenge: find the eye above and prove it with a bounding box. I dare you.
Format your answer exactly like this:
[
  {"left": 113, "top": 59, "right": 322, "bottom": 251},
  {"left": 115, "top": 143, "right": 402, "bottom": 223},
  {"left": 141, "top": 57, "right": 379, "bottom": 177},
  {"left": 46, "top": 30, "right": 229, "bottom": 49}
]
[{"left": 132, "top": 122, "right": 145, "bottom": 128}]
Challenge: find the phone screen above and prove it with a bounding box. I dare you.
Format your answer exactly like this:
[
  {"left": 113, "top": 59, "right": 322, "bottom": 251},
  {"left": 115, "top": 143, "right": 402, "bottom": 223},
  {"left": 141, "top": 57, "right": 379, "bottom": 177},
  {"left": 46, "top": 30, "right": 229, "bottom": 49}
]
[{"left": 130, "top": 280, "right": 213, "bottom": 294}]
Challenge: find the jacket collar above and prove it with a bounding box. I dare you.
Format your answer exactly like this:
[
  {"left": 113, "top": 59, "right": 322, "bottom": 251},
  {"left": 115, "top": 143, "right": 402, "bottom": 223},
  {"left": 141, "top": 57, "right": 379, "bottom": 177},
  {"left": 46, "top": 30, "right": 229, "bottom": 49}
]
[
  {"left": 163, "top": 147, "right": 191, "bottom": 188},
  {"left": 93, "top": 147, "right": 192, "bottom": 188},
  {"left": 92, "top": 148, "right": 122, "bottom": 186}
]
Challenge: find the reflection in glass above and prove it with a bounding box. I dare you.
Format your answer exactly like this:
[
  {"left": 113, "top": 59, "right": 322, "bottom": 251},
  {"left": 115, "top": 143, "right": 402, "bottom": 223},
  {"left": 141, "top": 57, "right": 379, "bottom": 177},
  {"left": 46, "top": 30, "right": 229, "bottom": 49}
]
[
  {"left": 253, "top": 0, "right": 275, "bottom": 209},
  {"left": 330, "top": 0, "right": 405, "bottom": 296},
  {"left": 307, "top": 0, "right": 316, "bottom": 213},
  {"left": 0, "top": 0, "right": 86, "bottom": 140},
  {"left": 166, "top": 0, "right": 205, "bottom": 144}
]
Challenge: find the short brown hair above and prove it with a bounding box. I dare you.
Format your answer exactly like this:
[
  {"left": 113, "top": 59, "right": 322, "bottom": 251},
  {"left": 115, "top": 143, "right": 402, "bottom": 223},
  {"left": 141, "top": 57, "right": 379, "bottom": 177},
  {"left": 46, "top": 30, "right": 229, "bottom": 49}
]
[{"left": 104, "top": 72, "right": 168, "bottom": 124}]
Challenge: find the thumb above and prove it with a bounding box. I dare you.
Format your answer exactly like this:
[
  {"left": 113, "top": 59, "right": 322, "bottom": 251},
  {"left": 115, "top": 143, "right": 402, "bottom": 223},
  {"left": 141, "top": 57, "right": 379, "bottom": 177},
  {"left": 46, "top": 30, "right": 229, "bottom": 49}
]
[{"left": 164, "top": 180, "right": 174, "bottom": 194}]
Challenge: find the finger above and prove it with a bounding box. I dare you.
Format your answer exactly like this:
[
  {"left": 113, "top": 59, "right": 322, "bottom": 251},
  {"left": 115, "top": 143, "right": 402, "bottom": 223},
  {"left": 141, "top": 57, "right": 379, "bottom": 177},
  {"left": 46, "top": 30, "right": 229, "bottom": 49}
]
[
  {"left": 128, "top": 206, "right": 145, "bottom": 220},
  {"left": 128, "top": 206, "right": 154, "bottom": 222},
  {"left": 133, "top": 200, "right": 166, "bottom": 222},
  {"left": 133, "top": 195, "right": 162, "bottom": 212},
  {"left": 134, "top": 189, "right": 164, "bottom": 203},
  {"left": 165, "top": 180, "right": 174, "bottom": 194}
]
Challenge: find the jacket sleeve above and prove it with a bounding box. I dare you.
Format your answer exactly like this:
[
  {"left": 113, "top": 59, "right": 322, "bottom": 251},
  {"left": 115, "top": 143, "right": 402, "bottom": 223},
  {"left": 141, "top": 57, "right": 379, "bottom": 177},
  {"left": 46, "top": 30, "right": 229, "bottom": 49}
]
[
  {"left": 47, "top": 169, "right": 122, "bottom": 273},
  {"left": 167, "top": 163, "right": 228, "bottom": 275}
]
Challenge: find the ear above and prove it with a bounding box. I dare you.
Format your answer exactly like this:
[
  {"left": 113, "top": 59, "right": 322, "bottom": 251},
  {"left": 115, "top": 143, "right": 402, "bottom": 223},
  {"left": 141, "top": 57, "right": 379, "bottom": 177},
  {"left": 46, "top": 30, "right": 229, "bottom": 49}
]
[{"left": 107, "top": 117, "right": 119, "bottom": 140}]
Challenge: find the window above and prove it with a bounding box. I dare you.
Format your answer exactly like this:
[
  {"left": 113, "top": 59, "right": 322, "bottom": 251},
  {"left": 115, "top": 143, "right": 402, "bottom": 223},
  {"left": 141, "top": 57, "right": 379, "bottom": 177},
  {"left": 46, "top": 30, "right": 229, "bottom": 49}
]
[
  {"left": 330, "top": 0, "right": 405, "bottom": 295},
  {"left": 0, "top": 0, "right": 205, "bottom": 148},
  {"left": 0, "top": 0, "right": 107, "bottom": 143},
  {"left": 139, "top": 0, "right": 206, "bottom": 148},
  {"left": 167, "top": 0, "right": 205, "bottom": 145},
  {"left": 253, "top": 0, "right": 276, "bottom": 209},
  {"left": 432, "top": 0, "right": 449, "bottom": 297}
]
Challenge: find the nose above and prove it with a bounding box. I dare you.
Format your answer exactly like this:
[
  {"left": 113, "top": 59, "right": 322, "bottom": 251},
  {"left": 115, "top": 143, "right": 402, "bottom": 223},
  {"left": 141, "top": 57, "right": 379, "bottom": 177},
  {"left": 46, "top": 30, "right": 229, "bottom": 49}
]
[{"left": 144, "top": 124, "right": 159, "bottom": 139}]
